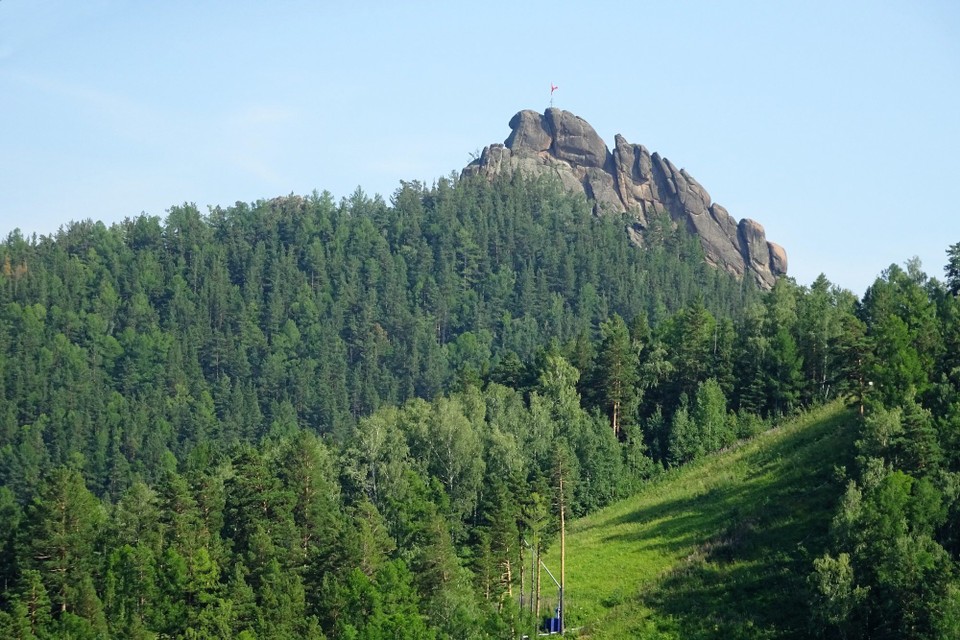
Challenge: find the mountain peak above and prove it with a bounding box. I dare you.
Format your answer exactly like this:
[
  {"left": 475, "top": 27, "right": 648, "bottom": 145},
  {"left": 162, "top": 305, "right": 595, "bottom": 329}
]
[{"left": 464, "top": 108, "right": 787, "bottom": 289}]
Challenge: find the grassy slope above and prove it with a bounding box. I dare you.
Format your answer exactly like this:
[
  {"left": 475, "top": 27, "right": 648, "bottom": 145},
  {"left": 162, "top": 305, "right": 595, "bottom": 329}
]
[{"left": 542, "top": 402, "right": 858, "bottom": 639}]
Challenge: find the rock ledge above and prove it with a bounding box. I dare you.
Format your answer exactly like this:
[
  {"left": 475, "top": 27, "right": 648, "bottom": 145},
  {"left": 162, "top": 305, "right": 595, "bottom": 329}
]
[{"left": 463, "top": 108, "right": 787, "bottom": 288}]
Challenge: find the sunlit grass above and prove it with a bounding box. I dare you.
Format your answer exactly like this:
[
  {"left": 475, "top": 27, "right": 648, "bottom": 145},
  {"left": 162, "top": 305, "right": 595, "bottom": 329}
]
[{"left": 541, "top": 401, "right": 857, "bottom": 638}]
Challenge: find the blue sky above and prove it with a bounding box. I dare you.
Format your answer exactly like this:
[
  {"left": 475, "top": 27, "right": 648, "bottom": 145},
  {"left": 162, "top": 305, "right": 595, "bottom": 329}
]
[{"left": 1, "top": 1, "right": 958, "bottom": 295}]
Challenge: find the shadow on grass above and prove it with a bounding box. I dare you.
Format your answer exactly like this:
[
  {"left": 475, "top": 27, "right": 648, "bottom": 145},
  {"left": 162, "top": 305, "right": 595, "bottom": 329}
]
[{"left": 598, "top": 405, "right": 858, "bottom": 638}]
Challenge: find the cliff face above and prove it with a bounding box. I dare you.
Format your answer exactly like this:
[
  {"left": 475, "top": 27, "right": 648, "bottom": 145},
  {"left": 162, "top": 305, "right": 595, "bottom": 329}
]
[{"left": 463, "top": 108, "right": 787, "bottom": 289}]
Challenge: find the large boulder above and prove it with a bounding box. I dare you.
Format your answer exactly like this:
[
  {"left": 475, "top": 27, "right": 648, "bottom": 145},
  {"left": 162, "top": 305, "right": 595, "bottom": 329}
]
[
  {"left": 463, "top": 108, "right": 788, "bottom": 289},
  {"left": 542, "top": 108, "right": 610, "bottom": 169},
  {"left": 504, "top": 111, "right": 552, "bottom": 152},
  {"left": 738, "top": 219, "right": 779, "bottom": 288}
]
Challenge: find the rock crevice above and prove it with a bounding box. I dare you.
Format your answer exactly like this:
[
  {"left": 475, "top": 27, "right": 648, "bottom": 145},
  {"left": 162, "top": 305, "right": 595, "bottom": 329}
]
[{"left": 463, "top": 108, "right": 787, "bottom": 288}]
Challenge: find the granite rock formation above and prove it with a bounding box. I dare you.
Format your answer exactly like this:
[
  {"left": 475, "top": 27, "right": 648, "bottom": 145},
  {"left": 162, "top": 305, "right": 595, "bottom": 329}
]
[{"left": 463, "top": 108, "right": 787, "bottom": 288}]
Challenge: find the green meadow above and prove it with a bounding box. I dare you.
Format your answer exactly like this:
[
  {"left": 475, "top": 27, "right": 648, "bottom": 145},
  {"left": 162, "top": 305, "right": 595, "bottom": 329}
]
[{"left": 543, "top": 402, "right": 858, "bottom": 639}]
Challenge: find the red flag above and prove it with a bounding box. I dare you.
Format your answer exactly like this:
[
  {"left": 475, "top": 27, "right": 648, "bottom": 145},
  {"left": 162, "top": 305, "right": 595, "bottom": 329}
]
[{"left": 551, "top": 83, "right": 558, "bottom": 94}]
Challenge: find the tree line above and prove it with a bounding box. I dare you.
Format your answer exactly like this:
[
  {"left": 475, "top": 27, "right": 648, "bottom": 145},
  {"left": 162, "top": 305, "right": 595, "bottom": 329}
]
[
  {"left": 0, "top": 171, "right": 950, "bottom": 637},
  {"left": 808, "top": 252, "right": 960, "bottom": 638}
]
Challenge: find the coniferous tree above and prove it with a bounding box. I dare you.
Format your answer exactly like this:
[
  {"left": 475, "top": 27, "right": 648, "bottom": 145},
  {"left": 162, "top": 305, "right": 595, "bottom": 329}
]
[
  {"left": 6, "top": 569, "right": 53, "bottom": 640},
  {"left": 663, "top": 297, "right": 716, "bottom": 411},
  {"left": 593, "top": 314, "right": 639, "bottom": 438},
  {"left": 0, "top": 487, "right": 20, "bottom": 595},
  {"left": 19, "top": 467, "right": 104, "bottom": 619},
  {"left": 945, "top": 241, "right": 960, "bottom": 297}
]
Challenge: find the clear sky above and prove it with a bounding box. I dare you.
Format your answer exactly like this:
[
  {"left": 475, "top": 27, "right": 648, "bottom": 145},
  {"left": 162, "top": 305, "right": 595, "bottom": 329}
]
[{"left": 2, "top": 1, "right": 958, "bottom": 296}]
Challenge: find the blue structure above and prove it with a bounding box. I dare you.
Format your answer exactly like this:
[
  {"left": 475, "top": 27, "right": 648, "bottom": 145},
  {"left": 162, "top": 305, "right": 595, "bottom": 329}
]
[
  {"left": 543, "top": 605, "right": 562, "bottom": 634},
  {"left": 544, "top": 614, "right": 561, "bottom": 633}
]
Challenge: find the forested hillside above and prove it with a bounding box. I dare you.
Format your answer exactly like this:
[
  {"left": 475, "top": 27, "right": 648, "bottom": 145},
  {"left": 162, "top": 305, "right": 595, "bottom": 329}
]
[{"left": 0, "top": 172, "right": 955, "bottom": 638}]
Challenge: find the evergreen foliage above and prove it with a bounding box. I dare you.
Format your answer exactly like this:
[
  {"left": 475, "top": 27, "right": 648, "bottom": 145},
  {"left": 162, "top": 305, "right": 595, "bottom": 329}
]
[
  {"left": 0, "top": 171, "right": 954, "bottom": 636},
  {"left": 809, "top": 252, "right": 960, "bottom": 639}
]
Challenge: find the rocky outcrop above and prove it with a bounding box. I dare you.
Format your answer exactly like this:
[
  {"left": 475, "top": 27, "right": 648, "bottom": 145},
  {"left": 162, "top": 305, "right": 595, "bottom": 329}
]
[{"left": 463, "top": 108, "right": 787, "bottom": 289}]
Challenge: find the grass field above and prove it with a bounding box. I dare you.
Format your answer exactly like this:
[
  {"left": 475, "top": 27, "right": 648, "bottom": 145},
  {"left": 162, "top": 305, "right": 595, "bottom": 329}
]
[{"left": 540, "top": 401, "right": 858, "bottom": 639}]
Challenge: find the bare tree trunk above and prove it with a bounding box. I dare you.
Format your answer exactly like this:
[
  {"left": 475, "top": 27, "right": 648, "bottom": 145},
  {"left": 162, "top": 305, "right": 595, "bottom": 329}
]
[
  {"left": 535, "top": 544, "right": 542, "bottom": 621},
  {"left": 559, "top": 469, "right": 566, "bottom": 634},
  {"left": 612, "top": 399, "right": 620, "bottom": 437},
  {"left": 518, "top": 553, "right": 524, "bottom": 613}
]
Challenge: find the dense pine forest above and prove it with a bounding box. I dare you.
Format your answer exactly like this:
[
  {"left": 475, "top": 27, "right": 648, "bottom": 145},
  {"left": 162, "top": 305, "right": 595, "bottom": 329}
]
[{"left": 0, "top": 173, "right": 957, "bottom": 638}]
